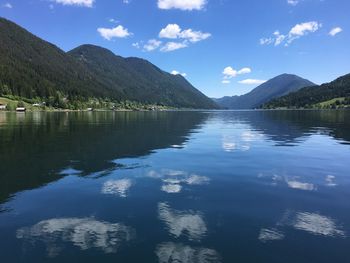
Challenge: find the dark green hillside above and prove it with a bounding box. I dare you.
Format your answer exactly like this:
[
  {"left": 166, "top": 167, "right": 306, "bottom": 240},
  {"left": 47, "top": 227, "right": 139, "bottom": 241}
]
[
  {"left": 214, "top": 74, "right": 314, "bottom": 109},
  {"left": 68, "top": 45, "right": 216, "bottom": 108},
  {"left": 0, "top": 17, "right": 116, "bottom": 100},
  {"left": 263, "top": 74, "right": 350, "bottom": 109},
  {"left": 0, "top": 17, "right": 216, "bottom": 109}
]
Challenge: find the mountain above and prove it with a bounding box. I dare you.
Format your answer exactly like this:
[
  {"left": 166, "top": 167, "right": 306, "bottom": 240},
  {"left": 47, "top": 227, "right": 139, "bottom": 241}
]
[
  {"left": 0, "top": 17, "right": 216, "bottom": 109},
  {"left": 0, "top": 17, "right": 104, "bottom": 99},
  {"left": 214, "top": 74, "right": 315, "bottom": 109},
  {"left": 68, "top": 44, "right": 217, "bottom": 108},
  {"left": 262, "top": 73, "right": 350, "bottom": 109}
]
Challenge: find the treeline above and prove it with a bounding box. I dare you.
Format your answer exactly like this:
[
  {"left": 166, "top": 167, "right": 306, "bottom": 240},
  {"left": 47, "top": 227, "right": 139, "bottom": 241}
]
[
  {"left": 1, "top": 93, "right": 170, "bottom": 111},
  {"left": 262, "top": 74, "right": 350, "bottom": 109}
]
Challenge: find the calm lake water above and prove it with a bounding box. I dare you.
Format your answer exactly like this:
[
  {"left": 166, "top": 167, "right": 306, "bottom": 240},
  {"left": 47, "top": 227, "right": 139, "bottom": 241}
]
[{"left": 0, "top": 110, "right": 350, "bottom": 263}]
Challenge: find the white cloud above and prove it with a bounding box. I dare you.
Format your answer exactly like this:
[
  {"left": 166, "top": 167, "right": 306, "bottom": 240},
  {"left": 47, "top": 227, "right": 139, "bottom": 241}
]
[
  {"left": 159, "top": 24, "right": 211, "bottom": 43},
  {"left": 286, "top": 21, "right": 321, "bottom": 45},
  {"left": 238, "top": 67, "right": 252, "bottom": 75},
  {"left": 238, "top": 79, "right": 266, "bottom": 85},
  {"left": 289, "top": 21, "right": 320, "bottom": 36},
  {"left": 260, "top": 38, "right": 273, "bottom": 45},
  {"left": 329, "top": 27, "right": 342, "bottom": 36},
  {"left": 260, "top": 32, "right": 286, "bottom": 46},
  {"left": 222, "top": 66, "right": 251, "bottom": 79},
  {"left": 53, "top": 0, "right": 94, "bottom": 7},
  {"left": 138, "top": 24, "right": 210, "bottom": 53},
  {"left": 2, "top": 2, "right": 12, "bottom": 8},
  {"left": 179, "top": 29, "right": 211, "bottom": 43},
  {"left": 160, "top": 41, "right": 188, "bottom": 52},
  {"left": 143, "top": 39, "right": 162, "bottom": 51},
  {"left": 132, "top": 42, "right": 140, "bottom": 49},
  {"left": 223, "top": 67, "right": 238, "bottom": 78},
  {"left": 109, "top": 18, "right": 119, "bottom": 24},
  {"left": 273, "top": 31, "right": 286, "bottom": 46},
  {"left": 222, "top": 66, "right": 253, "bottom": 85},
  {"left": 171, "top": 70, "right": 187, "bottom": 77},
  {"left": 158, "top": 0, "right": 207, "bottom": 11},
  {"left": 287, "top": 0, "right": 299, "bottom": 6},
  {"left": 97, "top": 25, "right": 132, "bottom": 40},
  {"left": 260, "top": 21, "right": 321, "bottom": 46},
  {"left": 159, "top": 24, "right": 182, "bottom": 39}
]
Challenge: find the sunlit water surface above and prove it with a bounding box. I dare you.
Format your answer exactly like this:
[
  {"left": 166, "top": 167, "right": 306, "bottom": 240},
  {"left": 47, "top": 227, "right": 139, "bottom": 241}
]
[{"left": 0, "top": 110, "right": 349, "bottom": 263}]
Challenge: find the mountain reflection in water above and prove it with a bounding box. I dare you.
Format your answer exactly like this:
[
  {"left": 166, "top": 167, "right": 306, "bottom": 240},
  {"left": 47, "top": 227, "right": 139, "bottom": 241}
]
[{"left": 0, "top": 110, "right": 349, "bottom": 263}]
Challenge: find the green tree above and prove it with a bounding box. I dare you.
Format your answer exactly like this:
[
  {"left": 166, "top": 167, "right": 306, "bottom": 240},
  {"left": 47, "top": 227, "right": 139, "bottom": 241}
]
[
  {"left": 17, "top": 101, "right": 25, "bottom": 107},
  {"left": 6, "top": 103, "right": 14, "bottom": 111}
]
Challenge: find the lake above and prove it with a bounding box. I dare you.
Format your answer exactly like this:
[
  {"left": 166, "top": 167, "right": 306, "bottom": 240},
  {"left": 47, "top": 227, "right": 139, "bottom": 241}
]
[{"left": 0, "top": 110, "right": 349, "bottom": 263}]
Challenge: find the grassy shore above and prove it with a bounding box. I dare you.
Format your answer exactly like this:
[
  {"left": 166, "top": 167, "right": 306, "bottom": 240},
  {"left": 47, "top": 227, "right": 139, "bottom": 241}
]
[{"left": 0, "top": 96, "right": 175, "bottom": 112}]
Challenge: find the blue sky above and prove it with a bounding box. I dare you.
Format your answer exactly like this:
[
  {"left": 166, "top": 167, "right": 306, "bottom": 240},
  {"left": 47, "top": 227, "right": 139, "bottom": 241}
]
[{"left": 0, "top": 0, "right": 349, "bottom": 97}]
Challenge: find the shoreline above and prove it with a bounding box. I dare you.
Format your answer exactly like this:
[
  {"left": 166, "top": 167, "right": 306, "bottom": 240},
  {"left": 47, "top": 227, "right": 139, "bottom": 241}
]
[{"left": 1, "top": 108, "right": 349, "bottom": 113}]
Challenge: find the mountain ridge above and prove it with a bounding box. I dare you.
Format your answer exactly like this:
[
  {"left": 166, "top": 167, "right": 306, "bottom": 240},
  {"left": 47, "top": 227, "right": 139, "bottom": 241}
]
[
  {"left": 262, "top": 73, "right": 350, "bottom": 108},
  {"left": 0, "top": 17, "right": 216, "bottom": 109},
  {"left": 214, "top": 74, "right": 315, "bottom": 109},
  {"left": 68, "top": 44, "right": 216, "bottom": 108}
]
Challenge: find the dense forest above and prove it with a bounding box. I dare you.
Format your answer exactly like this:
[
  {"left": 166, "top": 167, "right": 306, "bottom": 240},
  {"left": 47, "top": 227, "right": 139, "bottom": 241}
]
[
  {"left": 262, "top": 73, "right": 350, "bottom": 109},
  {"left": 0, "top": 17, "right": 216, "bottom": 109},
  {"left": 214, "top": 74, "right": 315, "bottom": 109}
]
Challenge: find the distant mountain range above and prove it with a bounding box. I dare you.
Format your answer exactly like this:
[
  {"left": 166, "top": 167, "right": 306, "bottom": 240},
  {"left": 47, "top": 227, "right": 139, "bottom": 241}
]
[
  {"left": 0, "top": 17, "right": 216, "bottom": 109},
  {"left": 214, "top": 74, "right": 315, "bottom": 109},
  {"left": 263, "top": 73, "right": 350, "bottom": 109}
]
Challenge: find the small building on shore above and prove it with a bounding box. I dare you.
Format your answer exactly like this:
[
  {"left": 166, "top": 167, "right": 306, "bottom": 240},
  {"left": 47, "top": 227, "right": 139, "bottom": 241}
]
[
  {"left": 32, "top": 102, "right": 45, "bottom": 107},
  {"left": 16, "top": 107, "right": 26, "bottom": 112}
]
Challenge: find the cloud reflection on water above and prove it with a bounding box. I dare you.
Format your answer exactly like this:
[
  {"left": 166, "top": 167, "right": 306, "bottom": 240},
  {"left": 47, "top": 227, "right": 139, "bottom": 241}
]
[
  {"left": 156, "top": 242, "right": 220, "bottom": 263},
  {"left": 58, "top": 167, "right": 82, "bottom": 176},
  {"left": 162, "top": 184, "right": 182, "bottom": 193},
  {"left": 286, "top": 180, "right": 316, "bottom": 191},
  {"left": 259, "top": 210, "right": 345, "bottom": 243},
  {"left": 326, "top": 175, "right": 337, "bottom": 187},
  {"left": 258, "top": 228, "right": 285, "bottom": 243},
  {"left": 16, "top": 217, "right": 135, "bottom": 257},
  {"left": 266, "top": 173, "right": 339, "bottom": 191},
  {"left": 221, "top": 129, "right": 264, "bottom": 153},
  {"left": 291, "top": 212, "right": 345, "bottom": 237},
  {"left": 147, "top": 169, "right": 209, "bottom": 194},
  {"left": 259, "top": 173, "right": 318, "bottom": 191},
  {"left": 101, "top": 179, "right": 132, "bottom": 197},
  {"left": 158, "top": 202, "right": 207, "bottom": 241}
]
